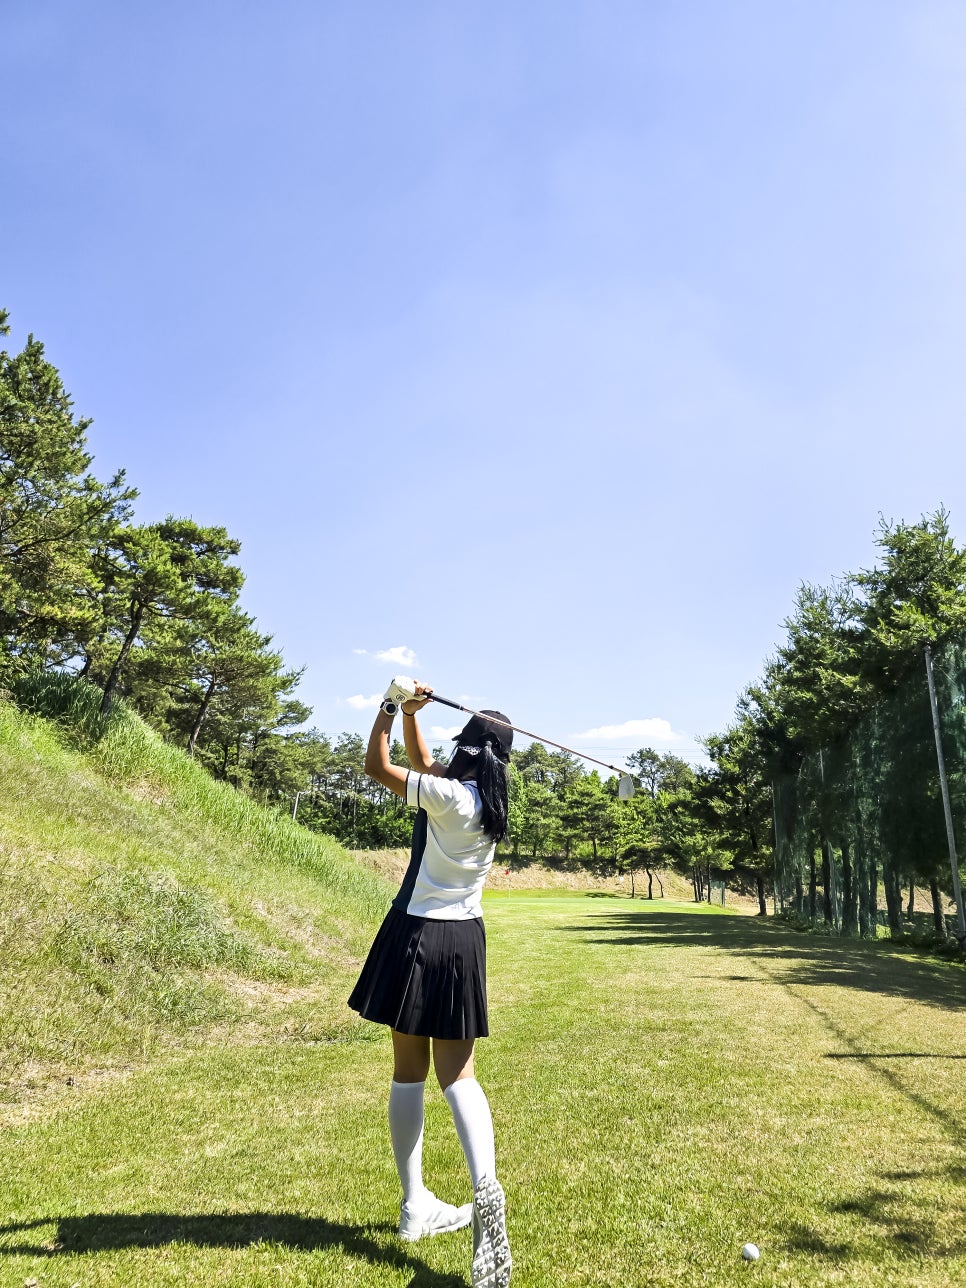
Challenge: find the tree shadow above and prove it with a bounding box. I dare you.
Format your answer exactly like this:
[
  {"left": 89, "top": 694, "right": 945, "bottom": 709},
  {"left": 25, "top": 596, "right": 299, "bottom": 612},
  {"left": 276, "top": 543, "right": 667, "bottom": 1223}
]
[
  {"left": 0, "top": 1212, "right": 465, "bottom": 1286},
  {"left": 826, "top": 1052, "right": 966, "bottom": 1060},
  {"left": 571, "top": 906, "right": 966, "bottom": 1136},
  {"left": 558, "top": 908, "right": 966, "bottom": 1012},
  {"left": 785, "top": 1161, "right": 966, "bottom": 1262}
]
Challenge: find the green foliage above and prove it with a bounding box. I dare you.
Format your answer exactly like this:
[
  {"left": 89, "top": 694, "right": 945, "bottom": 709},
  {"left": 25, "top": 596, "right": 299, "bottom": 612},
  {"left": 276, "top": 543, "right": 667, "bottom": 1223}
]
[
  {"left": 732, "top": 509, "right": 966, "bottom": 939},
  {"left": 12, "top": 668, "right": 128, "bottom": 743},
  {"left": 0, "top": 310, "right": 311, "bottom": 806},
  {"left": 855, "top": 507, "right": 966, "bottom": 684},
  {"left": 0, "top": 328, "right": 135, "bottom": 672},
  {"left": 91, "top": 516, "right": 245, "bottom": 712}
]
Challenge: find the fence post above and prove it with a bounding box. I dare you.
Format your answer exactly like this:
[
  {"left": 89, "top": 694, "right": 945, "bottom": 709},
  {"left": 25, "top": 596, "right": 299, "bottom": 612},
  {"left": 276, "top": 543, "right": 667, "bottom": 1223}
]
[
  {"left": 924, "top": 644, "right": 966, "bottom": 944},
  {"left": 771, "top": 781, "right": 780, "bottom": 916}
]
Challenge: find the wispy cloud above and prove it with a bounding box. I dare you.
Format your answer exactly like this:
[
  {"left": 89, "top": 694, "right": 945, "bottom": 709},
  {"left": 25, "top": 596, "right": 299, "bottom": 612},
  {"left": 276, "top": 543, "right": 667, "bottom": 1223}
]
[
  {"left": 570, "top": 718, "right": 687, "bottom": 745},
  {"left": 342, "top": 693, "right": 382, "bottom": 710},
  {"left": 430, "top": 725, "right": 463, "bottom": 740},
  {"left": 354, "top": 645, "right": 418, "bottom": 668}
]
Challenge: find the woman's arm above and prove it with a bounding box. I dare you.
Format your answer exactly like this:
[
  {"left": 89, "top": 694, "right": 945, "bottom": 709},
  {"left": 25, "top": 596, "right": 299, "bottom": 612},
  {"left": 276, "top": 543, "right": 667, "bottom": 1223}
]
[
  {"left": 401, "top": 685, "right": 447, "bottom": 776},
  {"left": 364, "top": 708, "right": 409, "bottom": 798},
  {"left": 364, "top": 682, "right": 447, "bottom": 799}
]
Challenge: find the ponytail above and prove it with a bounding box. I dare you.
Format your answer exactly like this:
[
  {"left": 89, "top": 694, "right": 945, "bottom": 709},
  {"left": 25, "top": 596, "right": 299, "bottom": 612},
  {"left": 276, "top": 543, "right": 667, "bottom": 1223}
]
[
  {"left": 446, "top": 741, "right": 510, "bottom": 843},
  {"left": 475, "top": 742, "right": 509, "bottom": 842}
]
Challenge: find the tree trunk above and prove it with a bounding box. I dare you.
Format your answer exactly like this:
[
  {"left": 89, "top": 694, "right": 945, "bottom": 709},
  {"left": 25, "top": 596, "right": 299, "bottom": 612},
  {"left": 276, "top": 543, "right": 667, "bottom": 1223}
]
[
  {"left": 186, "top": 674, "right": 217, "bottom": 755},
  {"left": 808, "top": 850, "right": 817, "bottom": 921},
  {"left": 100, "top": 599, "right": 144, "bottom": 713},
  {"left": 795, "top": 870, "right": 804, "bottom": 916},
  {"left": 853, "top": 815, "right": 871, "bottom": 938},
  {"left": 655, "top": 871, "right": 664, "bottom": 897},
  {"left": 884, "top": 866, "right": 904, "bottom": 938},
  {"left": 630, "top": 867, "right": 635, "bottom": 898},
  {"left": 869, "top": 856, "right": 878, "bottom": 932},
  {"left": 646, "top": 868, "right": 654, "bottom": 899},
  {"left": 756, "top": 871, "right": 767, "bottom": 916},
  {"left": 821, "top": 839, "right": 833, "bottom": 925},
  {"left": 706, "top": 864, "right": 713, "bottom": 903},
  {"left": 841, "top": 841, "right": 857, "bottom": 935},
  {"left": 930, "top": 878, "right": 947, "bottom": 939},
  {"left": 906, "top": 879, "right": 915, "bottom": 919}
]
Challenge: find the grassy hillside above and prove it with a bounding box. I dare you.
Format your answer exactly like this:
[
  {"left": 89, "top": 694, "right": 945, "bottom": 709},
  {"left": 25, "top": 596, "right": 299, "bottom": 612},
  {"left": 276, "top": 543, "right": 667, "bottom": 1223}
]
[{"left": 0, "top": 678, "right": 390, "bottom": 1116}]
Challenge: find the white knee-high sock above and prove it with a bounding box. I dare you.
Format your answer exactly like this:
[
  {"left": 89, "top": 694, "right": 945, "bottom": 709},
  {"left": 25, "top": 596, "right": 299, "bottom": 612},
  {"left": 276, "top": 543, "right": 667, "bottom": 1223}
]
[
  {"left": 389, "top": 1080, "right": 428, "bottom": 1204},
  {"left": 444, "top": 1077, "right": 496, "bottom": 1188}
]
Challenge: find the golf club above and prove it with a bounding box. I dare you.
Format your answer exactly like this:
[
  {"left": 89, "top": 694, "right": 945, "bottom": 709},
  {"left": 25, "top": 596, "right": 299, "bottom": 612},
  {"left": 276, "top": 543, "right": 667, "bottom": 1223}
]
[{"left": 427, "top": 691, "right": 638, "bottom": 800}]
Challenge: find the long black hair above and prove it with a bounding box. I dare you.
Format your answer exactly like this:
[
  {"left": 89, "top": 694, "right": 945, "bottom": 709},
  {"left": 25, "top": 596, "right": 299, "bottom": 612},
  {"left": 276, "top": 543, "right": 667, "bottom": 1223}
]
[{"left": 446, "top": 742, "right": 509, "bottom": 843}]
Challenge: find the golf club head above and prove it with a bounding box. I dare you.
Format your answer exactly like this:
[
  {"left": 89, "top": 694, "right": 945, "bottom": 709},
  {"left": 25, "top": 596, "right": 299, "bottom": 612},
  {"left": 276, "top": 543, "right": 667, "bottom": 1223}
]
[{"left": 618, "top": 774, "right": 635, "bottom": 800}]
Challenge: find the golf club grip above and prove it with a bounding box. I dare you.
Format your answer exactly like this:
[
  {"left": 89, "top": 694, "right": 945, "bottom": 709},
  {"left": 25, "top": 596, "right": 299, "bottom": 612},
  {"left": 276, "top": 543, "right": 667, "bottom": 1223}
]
[{"left": 428, "top": 694, "right": 465, "bottom": 712}]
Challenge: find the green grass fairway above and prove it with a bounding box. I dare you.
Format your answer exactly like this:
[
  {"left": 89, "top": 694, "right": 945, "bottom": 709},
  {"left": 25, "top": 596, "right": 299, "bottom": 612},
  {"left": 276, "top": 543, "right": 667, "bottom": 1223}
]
[{"left": 2, "top": 895, "right": 964, "bottom": 1286}]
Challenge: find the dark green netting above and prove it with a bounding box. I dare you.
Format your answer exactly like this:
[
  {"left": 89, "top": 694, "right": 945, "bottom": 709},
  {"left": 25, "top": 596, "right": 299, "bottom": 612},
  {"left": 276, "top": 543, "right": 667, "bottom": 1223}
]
[{"left": 773, "top": 640, "right": 966, "bottom": 941}]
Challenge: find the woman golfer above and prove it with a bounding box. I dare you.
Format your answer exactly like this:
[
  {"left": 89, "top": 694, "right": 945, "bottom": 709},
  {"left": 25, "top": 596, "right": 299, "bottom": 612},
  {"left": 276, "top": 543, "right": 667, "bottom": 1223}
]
[{"left": 349, "top": 681, "right": 512, "bottom": 1288}]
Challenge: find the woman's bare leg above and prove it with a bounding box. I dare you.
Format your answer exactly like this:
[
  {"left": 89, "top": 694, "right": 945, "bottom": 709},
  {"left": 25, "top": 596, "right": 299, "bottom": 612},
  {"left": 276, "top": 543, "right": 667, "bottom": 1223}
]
[
  {"left": 391, "top": 1030, "right": 431, "bottom": 1082},
  {"left": 432, "top": 1037, "right": 475, "bottom": 1090}
]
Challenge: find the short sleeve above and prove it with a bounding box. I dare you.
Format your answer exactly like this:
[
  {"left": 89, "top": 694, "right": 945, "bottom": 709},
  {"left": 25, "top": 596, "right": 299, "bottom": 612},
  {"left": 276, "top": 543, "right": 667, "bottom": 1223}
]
[{"left": 405, "top": 772, "right": 474, "bottom": 817}]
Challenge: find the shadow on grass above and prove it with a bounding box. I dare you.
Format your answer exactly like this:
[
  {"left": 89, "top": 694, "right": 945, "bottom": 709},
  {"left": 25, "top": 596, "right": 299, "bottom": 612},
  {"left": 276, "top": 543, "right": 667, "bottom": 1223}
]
[
  {"left": 826, "top": 1052, "right": 966, "bottom": 1060},
  {"left": 566, "top": 903, "right": 966, "bottom": 1143},
  {"left": 0, "top": 1212, "right": 465, "bottom": 1287},
  {"left": 559, "top": 908, "right": 966, "bottom": 1012},
  {"left": 785, "top": 1161, "right": 966, "bottom": 1262}
]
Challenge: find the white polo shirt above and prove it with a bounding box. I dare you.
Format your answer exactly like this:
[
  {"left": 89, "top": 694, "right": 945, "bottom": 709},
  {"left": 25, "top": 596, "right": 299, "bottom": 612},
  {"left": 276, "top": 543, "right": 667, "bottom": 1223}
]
[{"left": 396, "top": 771, "right": 496, "bottom": 919}]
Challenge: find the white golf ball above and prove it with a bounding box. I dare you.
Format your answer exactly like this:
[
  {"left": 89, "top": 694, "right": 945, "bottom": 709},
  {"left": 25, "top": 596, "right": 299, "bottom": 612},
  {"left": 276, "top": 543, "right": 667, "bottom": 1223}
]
[{"left": 741, "top": 1243, "right": 760, "bottom": 1262}]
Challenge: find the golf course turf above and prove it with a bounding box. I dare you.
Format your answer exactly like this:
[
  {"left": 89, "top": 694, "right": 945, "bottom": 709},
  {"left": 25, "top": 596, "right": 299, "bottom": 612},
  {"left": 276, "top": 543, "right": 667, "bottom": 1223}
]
[{"left": 1, "top": 893, "right": 964, "bottom": 1286}]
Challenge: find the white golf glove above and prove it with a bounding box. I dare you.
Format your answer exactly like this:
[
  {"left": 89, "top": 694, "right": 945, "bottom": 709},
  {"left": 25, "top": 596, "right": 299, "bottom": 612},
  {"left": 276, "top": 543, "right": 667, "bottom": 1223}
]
[{"left": 383, "top": 676, "right": 417, "bottom": 706}]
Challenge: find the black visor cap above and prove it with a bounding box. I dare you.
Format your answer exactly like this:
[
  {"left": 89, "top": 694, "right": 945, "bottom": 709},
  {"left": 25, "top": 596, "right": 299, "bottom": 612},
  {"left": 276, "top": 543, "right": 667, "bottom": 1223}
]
[{"left": 454, "top": 710, "right": 512, "bottom": 761}]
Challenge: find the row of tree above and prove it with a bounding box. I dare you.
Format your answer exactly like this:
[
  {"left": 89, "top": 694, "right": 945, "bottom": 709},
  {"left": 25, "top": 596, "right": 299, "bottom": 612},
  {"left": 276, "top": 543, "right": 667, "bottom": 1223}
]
[{"left": 698, "top": 509, "right": 966, "bottom": 939}]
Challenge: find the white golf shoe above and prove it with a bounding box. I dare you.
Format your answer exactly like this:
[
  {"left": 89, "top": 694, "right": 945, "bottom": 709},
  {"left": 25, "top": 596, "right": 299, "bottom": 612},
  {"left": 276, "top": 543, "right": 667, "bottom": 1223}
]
[
  {"left": 471, "top": 1176, "right": 511, "bottom": 1288},
  {"left": 397, "top": 1192, "right": 473, "bottom": 1242}
]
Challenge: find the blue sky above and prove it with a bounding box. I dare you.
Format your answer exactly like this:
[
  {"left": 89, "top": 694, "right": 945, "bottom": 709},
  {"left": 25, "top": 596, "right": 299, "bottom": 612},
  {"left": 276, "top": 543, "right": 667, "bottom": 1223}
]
[{"left": 4, "top": 1, "right": 966, "bottom": 764}]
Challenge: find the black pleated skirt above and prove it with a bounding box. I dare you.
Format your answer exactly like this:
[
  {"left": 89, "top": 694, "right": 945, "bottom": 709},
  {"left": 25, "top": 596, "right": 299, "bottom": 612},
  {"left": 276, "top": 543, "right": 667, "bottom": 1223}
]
[{"left": 348, "top": 906, "right": 488, "bottom": 1039}]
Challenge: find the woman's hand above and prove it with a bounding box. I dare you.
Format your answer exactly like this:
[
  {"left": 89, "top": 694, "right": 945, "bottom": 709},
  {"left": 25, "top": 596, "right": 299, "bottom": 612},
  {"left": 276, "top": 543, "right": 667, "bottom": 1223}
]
[{"left": 401, "top": 682, "right": 434, "bottom": 716}]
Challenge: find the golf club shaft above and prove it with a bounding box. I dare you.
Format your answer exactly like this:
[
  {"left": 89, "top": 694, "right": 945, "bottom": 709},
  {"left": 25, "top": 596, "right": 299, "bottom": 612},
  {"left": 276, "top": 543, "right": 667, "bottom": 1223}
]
[{"left": 428, "top": 693, "right": 627, "bottom": 777}]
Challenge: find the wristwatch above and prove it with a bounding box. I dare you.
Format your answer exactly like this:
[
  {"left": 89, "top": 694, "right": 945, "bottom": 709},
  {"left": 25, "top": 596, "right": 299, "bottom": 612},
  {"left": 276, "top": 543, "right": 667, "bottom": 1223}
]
[{"left": 380, "top": 698, "right": 399, "bottom": 716}]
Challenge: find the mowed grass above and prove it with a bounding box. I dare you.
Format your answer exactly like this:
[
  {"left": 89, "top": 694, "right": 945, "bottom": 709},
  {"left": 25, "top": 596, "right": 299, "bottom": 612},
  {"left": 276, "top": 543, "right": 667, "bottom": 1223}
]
[{"left": 2, "top": 893, "right": 965, "bottom": 1286}]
